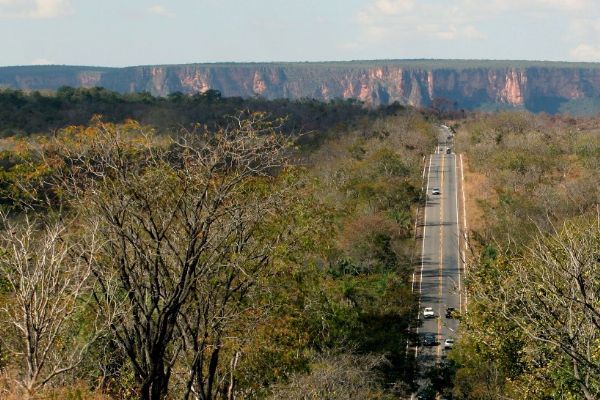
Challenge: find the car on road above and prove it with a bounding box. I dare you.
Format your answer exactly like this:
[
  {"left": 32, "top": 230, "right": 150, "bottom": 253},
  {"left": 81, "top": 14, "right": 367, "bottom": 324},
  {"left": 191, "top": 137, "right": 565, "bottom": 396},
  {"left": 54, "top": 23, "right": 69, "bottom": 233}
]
[
  {"left": 446, "top": 147, "right": 452, "bottom": 154},
  {"left": 445, "top": 307, "right": 456, "bottom": 318},
  {"left": 422, "top": 334, "right": 437, "bottom": 346},
  {"left": 423, "top": 307, "right": 435, "bottom": 318},
  {"left": 431, "top": 188, "right": 440, "bottom": 195},
  {"left": 444, "top": 338, "right": 455, "bottom": 349}
]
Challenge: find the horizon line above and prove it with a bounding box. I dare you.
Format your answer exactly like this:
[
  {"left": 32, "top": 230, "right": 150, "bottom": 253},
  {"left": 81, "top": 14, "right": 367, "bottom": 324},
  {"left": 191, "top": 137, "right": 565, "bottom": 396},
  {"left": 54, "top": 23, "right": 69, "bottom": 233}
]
[{"left": 2, "top": 58, "right": 600, "bottom": 70}]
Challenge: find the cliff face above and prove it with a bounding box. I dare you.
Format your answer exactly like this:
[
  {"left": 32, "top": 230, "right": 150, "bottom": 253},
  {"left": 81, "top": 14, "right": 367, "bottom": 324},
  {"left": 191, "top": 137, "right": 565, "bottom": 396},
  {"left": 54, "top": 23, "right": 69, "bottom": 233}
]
[{"left": 2, "top": 61, "right": 600, "bottom": 113}]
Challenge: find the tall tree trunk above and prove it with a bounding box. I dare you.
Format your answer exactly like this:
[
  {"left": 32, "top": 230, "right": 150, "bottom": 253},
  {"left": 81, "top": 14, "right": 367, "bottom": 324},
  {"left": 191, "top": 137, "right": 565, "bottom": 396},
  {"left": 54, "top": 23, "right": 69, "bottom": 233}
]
[
  {"left": 206, "top": 347, "right": 220, "bottom": 400},
  {"left": 227, "top": 351, "right": 241, "bottom": 400},
  {"left": 573, "top": 359, "right": 594, "bottom": 400}
]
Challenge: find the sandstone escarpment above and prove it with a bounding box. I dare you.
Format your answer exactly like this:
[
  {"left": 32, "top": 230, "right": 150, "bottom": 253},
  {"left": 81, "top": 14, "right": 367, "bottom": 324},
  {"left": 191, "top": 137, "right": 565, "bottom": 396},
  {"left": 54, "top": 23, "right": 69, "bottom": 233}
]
[{"left": 2, "top": 60, "right": 600, "bottom": 113}]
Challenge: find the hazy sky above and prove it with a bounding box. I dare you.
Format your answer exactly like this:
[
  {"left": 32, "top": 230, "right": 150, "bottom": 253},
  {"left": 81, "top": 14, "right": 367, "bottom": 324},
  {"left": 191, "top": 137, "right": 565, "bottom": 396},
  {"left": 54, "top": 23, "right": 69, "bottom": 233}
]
[{"left": 1, "top": 0, "right": 600, "bottom": 66}]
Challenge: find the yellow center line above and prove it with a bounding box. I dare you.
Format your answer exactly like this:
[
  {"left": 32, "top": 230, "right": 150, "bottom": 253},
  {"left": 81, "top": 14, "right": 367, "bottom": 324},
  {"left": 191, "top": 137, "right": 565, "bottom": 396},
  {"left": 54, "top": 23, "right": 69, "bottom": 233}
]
[{"left": 437, "top": 153, "right": 445, "bottom": 359}]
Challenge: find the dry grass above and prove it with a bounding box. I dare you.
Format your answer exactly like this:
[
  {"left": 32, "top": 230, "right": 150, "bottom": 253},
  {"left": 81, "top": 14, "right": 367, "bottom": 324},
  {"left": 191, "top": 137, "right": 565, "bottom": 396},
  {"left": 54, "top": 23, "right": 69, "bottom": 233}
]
[{"left": 460, "top": 154, "right": 493, "bottom": 236}]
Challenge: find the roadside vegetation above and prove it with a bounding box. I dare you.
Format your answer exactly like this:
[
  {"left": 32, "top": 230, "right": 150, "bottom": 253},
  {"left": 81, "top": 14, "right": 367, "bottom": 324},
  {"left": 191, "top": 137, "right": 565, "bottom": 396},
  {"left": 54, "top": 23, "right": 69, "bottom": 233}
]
[
  {"left": 0, "top": 91, "right": 436, "bottom": 399},
  {"left": 447, "top": 112, "right": 600, "bottom": 399}
]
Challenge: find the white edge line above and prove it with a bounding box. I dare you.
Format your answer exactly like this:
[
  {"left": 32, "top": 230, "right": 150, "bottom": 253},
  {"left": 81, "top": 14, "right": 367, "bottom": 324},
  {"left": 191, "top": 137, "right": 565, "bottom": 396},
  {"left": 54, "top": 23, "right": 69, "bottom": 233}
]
[
  {"left": 454, "top": 155, "right": 462, "bottom": 313},
  {"left": 415, "top": 154, "right": 432, "bottom": 360},
  {"left": 460, "top": 154, "right": 469, "bottom": 311},
  {"left": 408, "top": 155, "right": 427, "bottom": 362},
  {"left": 412, "top": 156, "right": 427, "bottom": 294},
  {"left": 408, "top": 154, "right": 429, "bottom": 370}
]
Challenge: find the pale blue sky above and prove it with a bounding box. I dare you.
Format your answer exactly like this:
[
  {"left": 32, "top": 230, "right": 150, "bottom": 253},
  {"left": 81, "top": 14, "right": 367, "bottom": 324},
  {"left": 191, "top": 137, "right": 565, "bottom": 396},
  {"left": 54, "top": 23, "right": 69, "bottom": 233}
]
[{"left": 1, "top": 0, "right": 600, "bottom": 67}]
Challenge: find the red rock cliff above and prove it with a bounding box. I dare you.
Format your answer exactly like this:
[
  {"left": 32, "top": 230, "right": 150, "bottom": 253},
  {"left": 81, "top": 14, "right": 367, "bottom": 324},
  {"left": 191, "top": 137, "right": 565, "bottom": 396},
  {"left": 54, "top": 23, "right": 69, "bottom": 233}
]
[{"left": 2, "top": 61, "right": 600, "bottom": 113}]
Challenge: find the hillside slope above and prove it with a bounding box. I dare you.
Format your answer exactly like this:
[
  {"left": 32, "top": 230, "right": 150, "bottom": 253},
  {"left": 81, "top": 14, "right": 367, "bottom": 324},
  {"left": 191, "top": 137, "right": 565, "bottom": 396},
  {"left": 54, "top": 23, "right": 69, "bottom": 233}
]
[{"left": 2, "top": 60, "right": 600, "bottom": 114}]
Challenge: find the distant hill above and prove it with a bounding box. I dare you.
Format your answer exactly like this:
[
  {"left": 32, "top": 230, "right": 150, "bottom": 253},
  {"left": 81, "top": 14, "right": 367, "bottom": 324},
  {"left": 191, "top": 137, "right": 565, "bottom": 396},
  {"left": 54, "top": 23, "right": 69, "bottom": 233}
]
[{"left": 2, "top": 60, "right": 600, "bottom": 114}]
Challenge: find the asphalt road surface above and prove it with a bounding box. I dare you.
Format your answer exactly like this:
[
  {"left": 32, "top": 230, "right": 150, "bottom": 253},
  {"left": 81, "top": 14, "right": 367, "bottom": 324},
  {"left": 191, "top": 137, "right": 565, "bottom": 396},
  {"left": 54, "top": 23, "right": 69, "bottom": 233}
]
[{"left": 414, "top": 125, "right": 463, "bottom": 395}]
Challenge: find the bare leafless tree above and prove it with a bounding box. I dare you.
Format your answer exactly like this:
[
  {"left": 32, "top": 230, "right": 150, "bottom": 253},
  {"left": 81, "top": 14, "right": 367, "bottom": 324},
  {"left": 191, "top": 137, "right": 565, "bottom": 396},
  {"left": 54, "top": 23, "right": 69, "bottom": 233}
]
[
  {"left": 268, "top": 352, "right": 389, "bottom": 400},
  {"left": 488, "top": 217, "right": 600, "bottom": 400},
  {"left": 173, "top": 176, "right": 296, "bottom": 400},
  {"left": 0, "top": 215, "right": 101, "bottom": 399},
  {"left": 44, "top": 114, "right": 297, "bottom": 399}
]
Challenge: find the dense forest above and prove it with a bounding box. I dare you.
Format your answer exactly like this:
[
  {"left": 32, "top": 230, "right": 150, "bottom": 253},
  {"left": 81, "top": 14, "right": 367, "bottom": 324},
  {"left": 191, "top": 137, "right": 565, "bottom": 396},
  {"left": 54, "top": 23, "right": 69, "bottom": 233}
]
[
  {"left": 0, "top": 90, "right": 436, "bottom": 399},
  {"left": 0, "top": 90, "right": 597, "bottom": 399},
  {"left": 0, "top": 87, "right": 403, "bottom": 140}
]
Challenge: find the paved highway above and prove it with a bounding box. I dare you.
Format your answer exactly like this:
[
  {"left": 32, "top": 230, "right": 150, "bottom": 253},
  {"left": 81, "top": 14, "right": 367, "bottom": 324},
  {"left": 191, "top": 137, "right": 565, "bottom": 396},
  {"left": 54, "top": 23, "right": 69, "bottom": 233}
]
[{"left": 414, "top": 125, "right": 464, "bottom": 395}]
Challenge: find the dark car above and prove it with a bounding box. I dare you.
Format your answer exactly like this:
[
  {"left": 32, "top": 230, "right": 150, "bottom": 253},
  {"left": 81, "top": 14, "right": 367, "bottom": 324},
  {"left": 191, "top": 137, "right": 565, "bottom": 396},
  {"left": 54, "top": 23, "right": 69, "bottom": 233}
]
[
  {"left": 422, "top": 334, "right": 437, "bottom": 346},
  {"left": 445, "top": 307, "right": 456, "bottom": 318}
]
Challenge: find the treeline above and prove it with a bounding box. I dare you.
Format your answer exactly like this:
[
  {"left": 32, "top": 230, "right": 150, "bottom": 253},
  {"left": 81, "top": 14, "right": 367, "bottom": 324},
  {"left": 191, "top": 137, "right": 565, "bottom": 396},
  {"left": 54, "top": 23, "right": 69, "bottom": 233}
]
[
  {"left": 0, "top": 86, "right": 403, "bottom": 144},
  {"left": 446, "top": 112, "right": 600, "bottom": 399},
  {"left": 0, "top": 103, "right": 437, "bottom": 399}
]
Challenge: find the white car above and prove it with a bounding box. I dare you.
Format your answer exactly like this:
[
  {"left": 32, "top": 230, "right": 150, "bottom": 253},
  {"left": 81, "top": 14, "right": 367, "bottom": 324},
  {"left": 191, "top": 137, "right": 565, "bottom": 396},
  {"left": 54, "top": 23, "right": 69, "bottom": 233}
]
[
  {"left": 423, "top": 307, "right": 435, "bottom": 318},
  {"left": 432, "top": 188, "right": 441, "bottom": 195},
  {"left": 444, "top": 338, "right": 455, "bottom": 349}
]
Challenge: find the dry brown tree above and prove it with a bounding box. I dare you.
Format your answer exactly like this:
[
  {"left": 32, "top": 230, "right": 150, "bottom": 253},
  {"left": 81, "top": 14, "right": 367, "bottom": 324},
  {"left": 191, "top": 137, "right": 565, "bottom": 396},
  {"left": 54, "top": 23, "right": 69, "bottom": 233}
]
[
  {"left": 44, "top": 114, "right": 300, "bottom": 399},
  {"left": 0, "top": 215, "right": 101, "bottom": 399},
  {"left": 268, "top": 352, "right": 389, "bottom": 400}
]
